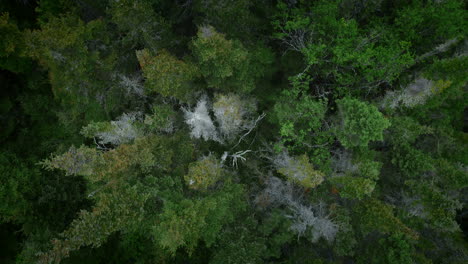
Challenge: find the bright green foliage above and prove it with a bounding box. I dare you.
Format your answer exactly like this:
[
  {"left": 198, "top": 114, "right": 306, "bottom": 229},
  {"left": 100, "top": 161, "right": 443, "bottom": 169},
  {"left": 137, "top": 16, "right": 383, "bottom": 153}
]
[
  {"left": 136, "top": 49, "right": 200, "bottom": 101},
  {"left": 184, "top": 155, "right": 222, "bottom": 191},
  {"left": 276, "top": 154, "right": 324, "bottom": 189},
  {"left": 80, "top": 121, "right": 113, "bottom": 139},
  {"left": 357, "top": 159, "right": 382, "bottom": 180},
  {"left": 273, "top": 0, "right": 414, "bottom": 95},
  {"left": 336, "top": 97, "right": 390, "bottom": 148},
  {"left": 156, "top": 183, "right": 246, "bottom": 254},
  {"left": 191, "top": 25, "right": 269, "bottom": 93}
]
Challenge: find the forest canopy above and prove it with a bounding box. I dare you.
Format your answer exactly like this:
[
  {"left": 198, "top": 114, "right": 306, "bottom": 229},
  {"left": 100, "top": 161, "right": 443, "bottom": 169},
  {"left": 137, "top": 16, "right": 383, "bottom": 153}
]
[{"left": 0, "top": 0, "right": 467, "bottom": 263}]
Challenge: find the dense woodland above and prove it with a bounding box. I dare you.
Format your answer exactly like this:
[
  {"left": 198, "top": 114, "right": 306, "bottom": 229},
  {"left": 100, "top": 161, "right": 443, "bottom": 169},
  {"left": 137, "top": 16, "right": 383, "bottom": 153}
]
[{"left": 0, "top": 0, "right": 467, "bottom": 263}]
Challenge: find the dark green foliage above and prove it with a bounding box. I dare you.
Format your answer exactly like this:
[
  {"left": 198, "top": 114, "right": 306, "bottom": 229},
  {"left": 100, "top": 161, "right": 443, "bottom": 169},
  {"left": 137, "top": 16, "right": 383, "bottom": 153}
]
[
  {"left": 357, "top": 233, "right": 414, "bottom": 264},
  {"left": 1, "top": 1, "right": 467, "bottom": 263},
  {"left": 273, "top": 74, "right": 328, "bottom": 150},
  {"left": 0, "top": 152, "right": 39, "bottom": 223},
  {"left": 0, "top": 13, "right": 31, "bottom": 73}
]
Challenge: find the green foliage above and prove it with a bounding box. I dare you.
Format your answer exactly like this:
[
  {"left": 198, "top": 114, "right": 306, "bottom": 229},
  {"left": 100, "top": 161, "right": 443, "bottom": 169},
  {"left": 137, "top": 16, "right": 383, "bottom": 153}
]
[
  {"left": 41, "top": 145, "right": 103, "bottom": 177},
  {"left": 192, "top": 0, "right": 262, "bottom": 41},
  {"left": 330, "top": 176, "right": 376, "bottom": 200},
  {"left": 144, "top": 104, "right": 176, "bottom": 133},
  {"left": 394, "top": 0, "right": 467, "bottom": 53},
  {"left": 273, "top": 74, "right": 328, "bottom": 150},
  {"left": 1, "top": 1, "right": 467, "bottom": 263},
  {"left": 35, "top": 0, "right": 76, "bottom": 24},
  {"left": 39, "top": 183, "right": 149, "bottom": 264},
  {"left": 336, "top": 97, "right": 390, "bottom": 148},
  {"left": 136, "top": 49, "right": 200, "bottom": 101},
  {"left": 386, "top": 116, "right": 433, "bottom": 145},
  {"left": 191, "top": 25, "right": 271, "bottom": 93},
  {"left": 0, "top": 152, "right": 38, "bottom": 223},
  {"left": 0, "top": 13, "right": 31, "bottom": 72},
  {"left": 405, "top": 180, "right": 462, "bottom": 232},
  {"left": 276, "top": 154, "right": 324, "bottom": 189},
  {"left": 210, "top": 210, "right": 293, "bottom": 264},
  {"left": 108, "top": 0, "right": 172, "bottom": 52},
  {"left": 184, "top": 155, "right": 222, "bottom": 191},
  {"left": 356, "top": 199, "right": 418, "bottom": 240},
  {"left": 156, "top": 183, "right": 246, "bottom": 254},
  {"left": 390, "top": 143, "right": 434, "bottom": 178},
  {"left": 273, "top": 0, "right": 415, "bottom": 96},
  {"left": 332, "top": 206, "right": 357, "bottom": 257},
  {"left": 357, "top": 233, "right": 414, "bottom": 264}
]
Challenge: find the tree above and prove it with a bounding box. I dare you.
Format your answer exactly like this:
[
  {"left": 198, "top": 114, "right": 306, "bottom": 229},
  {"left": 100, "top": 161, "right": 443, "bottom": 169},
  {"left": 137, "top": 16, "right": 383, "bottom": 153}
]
[
  {"left": 191, "top": 25, "right": 270, "bottom": 93},
  {"left": 2, "top": 0, "right": 468, "bottom": 263},
  {"left": 155, "top": 182, "right": 246, "bottom": 254},
  {"left": 0, "top": 13, "right": 31, "bottom": 73},
  {"left": 192, "top": 0, "right": 261, "bottom": 41},
  {"left": 274, "top": 152, "right": 324, "bottom": 189},
  {"left": 183, "top": 96, "right": 220, "bottom": 142},
  {"left": 329, "top": 176, "right": 376, "bottom": 200},
  {"left": 273, "top": 74, "right": 328, "bottom": 151},
  {"left": 184, "top": 155, "right": 223, "bottom": 191},
  {"left": 0, "top": 152, "right": 38, "bottom": 223},
  {"left": 336, "top": 97, "right": 390, "bottom": 148},
  {"left": 25, "top": 14, "right": 119, "bottom": 127},
  {"left": 108, "top": 0, "right": 172, "bottom": 52},
  {"left": 355, "top": 199, "right": 418, "bottom": 240},
  {"left": 213, "top": 93, "right": 257, "bottom": 141},
  {"left": 144, "top": 103, "right": 176, "bottom": 134},
  {"left": 257, "top": 177, "right": 337, "bottom": 243},
  {"left": 136, "top": 49, "right": 200, "bottom": 102},
  {"left": 40, "top": 145, "right": 102, "bottom": 177},
  {"left": 329, "top": 152, "right": 381, "bottom": 200},
  {"left": 39, "top": 183, "right": 149, "bottom": 264},
  {"left": 272, "top": 0, "right": 414, "bottom": 96},
  {"left": 404, "top": 180, "right": 462, "bottom": 232},
  {"left": 357, "top": 233, "right": 415, "bottom": 264},
  {"left": 81, "top": 112, "right": 144, "bottom": 146}
]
